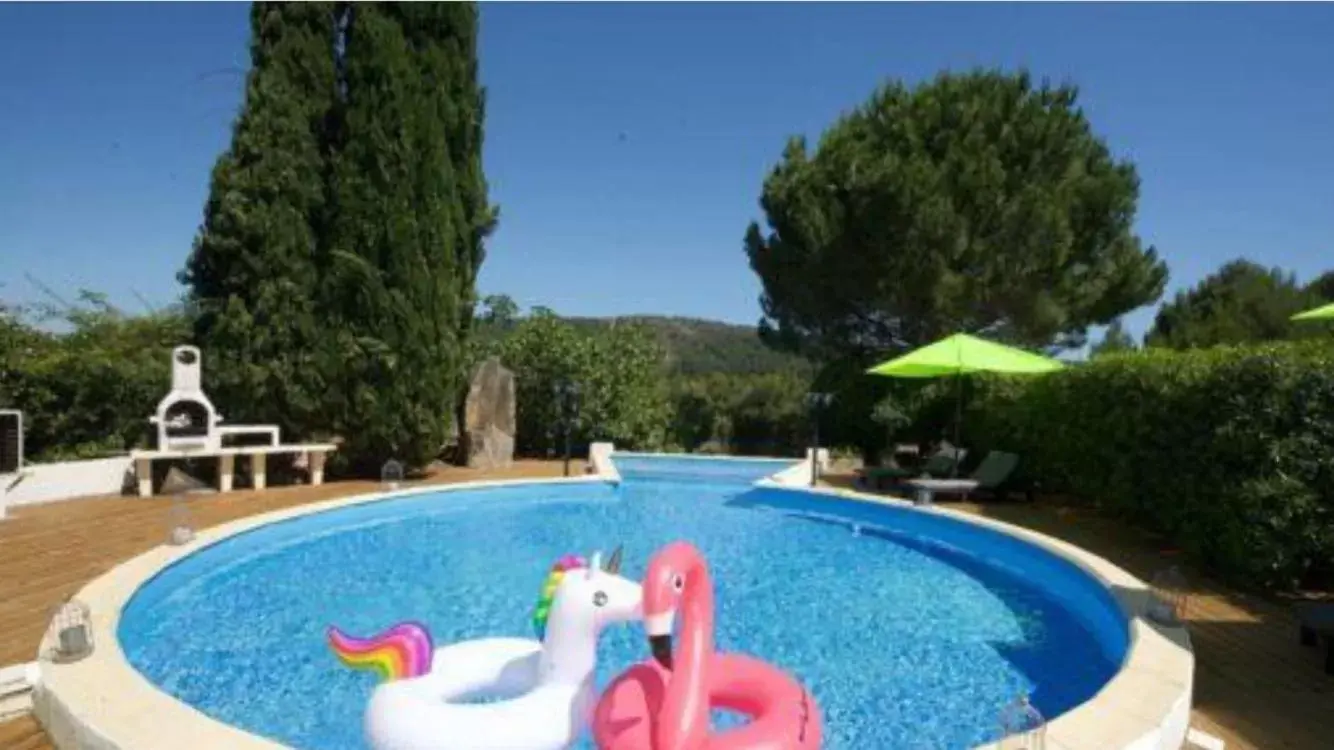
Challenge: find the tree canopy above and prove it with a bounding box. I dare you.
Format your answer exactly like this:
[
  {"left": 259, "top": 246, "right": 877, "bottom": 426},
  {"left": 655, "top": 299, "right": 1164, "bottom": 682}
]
[
  {"left": 181, "top": 2, "right": 493, "bottom": 473},
  {"left": 1307, "top": 270, "right": 1334, "bottom": 304},
  {"left": 180, "top": 1, "right": 338, "bottom": 442},
  {"left": 564, "top": 315, "right": 809, "bottom": 375},
  {"left": 498, "top": 310, "right": 671, "bottom": 454},
  {"left": 1091, "top": 318, "right": 1137, "bottom": 357},
  {"left": 745, "top": 69, "right": 1169, "bottom": 362},
  {"left": 666, "top": 370, "right": 810, "bottom": 456},
  {"left": 1145, "top": 259, "right": 1332, "bottom": 350},
  {"left": 319, "top": 2, "right": 490, "bottom": 471}
]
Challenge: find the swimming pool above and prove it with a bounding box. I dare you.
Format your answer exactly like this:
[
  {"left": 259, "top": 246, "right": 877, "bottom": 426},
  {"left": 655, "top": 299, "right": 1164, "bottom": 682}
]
[{"left": 115, "top": 455, "right": 1128, "bottom": 750}]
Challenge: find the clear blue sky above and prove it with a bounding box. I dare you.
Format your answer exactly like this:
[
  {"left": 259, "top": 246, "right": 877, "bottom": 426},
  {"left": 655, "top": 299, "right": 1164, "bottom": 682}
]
[{"left": 2, "top": 3, "right": 1332, "bottom": 344}]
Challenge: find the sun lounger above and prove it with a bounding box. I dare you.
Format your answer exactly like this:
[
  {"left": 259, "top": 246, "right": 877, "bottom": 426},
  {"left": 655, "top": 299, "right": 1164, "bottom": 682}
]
[
  {"left": 858, "top": 447, "right": 967, "bottom": 491},
  {"left": 903, "top": 450, "right": 1020, "bottom": 505}
]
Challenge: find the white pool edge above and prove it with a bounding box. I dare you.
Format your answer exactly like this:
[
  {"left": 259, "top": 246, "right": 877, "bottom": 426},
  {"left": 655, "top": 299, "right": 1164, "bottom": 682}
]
[{"left": 34, "top": 473, "right": 1192, "bottom": 750}]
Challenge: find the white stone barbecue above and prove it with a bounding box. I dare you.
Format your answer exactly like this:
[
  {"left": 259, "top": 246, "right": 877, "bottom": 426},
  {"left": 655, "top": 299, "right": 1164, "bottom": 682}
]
[
  {"left": 150, "top": 346, "right": 227, "bottom": 452},
  {"left": 132, "top": 346, "right": 336, "bottom": 497}
]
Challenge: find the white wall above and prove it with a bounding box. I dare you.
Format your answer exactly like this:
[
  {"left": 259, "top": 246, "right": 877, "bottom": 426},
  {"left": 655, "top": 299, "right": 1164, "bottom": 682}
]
[
  {"left": 589, "top": 442, "right": 620, "bottom": 482},
  {"left": 1, "top": 456, "right": 131, "bottom": 512},
  {"left": 762, "top": 447, "right": 829, "bottom": 487}
]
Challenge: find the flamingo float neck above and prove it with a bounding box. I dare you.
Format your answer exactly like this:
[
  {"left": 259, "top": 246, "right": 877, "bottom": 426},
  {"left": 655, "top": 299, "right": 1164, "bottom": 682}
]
[
  {"left": 593, "top": 541, "right": 825, "bottom": 750},
  {"left": 645, "top": 543, "right": 716, "bottom": 750}
]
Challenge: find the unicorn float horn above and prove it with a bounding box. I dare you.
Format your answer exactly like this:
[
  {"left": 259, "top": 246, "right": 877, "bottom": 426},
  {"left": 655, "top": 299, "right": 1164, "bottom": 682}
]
[
  {"left": 604, "top": 545, "right": 624, "bottom": 574},
  {"left": 327, "top": 621, "right": 434, "bottom": 683}
]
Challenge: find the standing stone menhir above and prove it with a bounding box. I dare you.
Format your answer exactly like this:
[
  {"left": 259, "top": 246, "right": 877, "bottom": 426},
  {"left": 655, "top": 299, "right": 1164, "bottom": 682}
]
[{"left": 464, "top": 357, "right": 516, "bottom": 470}]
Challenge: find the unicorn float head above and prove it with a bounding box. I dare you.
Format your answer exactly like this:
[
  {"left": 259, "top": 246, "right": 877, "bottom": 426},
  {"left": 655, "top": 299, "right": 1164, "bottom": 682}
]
[
  {"left": 531, "top": 546, "right": 641, "bottom": 684},
  {"left": 328, "top": 546, "right": 641, "bottom": 687}
]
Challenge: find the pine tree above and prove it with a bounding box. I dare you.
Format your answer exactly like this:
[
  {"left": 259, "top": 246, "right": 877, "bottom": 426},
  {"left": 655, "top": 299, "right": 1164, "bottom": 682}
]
[
  {"left": 180, "top": 2, "right": 338, "bottom": 439},
  {"left": 1090, "top": 318, "right": 1137, "bottom": 357},
  {"left": 745, "top": 70, "right": 1169, "bottom": 360},
  {"left": 322, "top": 3, "right": 493, "bottom": 471},
  {"left": 1145, "top": 259, "right": 1319, "bottom": 349}
]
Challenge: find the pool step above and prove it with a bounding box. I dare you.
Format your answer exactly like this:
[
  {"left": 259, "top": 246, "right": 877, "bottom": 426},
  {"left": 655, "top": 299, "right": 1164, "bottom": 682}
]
[
  {"left": 0, "top": 691, "right": 33, "bottom": 723},
  {"left": 0, "top": 662, "right": 38, "bottom": 722},
  {"left": 1184, "top": 727, "right": 1226, "bottom": 750}
]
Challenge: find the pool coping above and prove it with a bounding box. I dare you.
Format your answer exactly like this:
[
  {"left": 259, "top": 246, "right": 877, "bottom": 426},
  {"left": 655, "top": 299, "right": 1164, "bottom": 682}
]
[{"left": 33, "top": 468, "right": 1192, "bottom": 750}]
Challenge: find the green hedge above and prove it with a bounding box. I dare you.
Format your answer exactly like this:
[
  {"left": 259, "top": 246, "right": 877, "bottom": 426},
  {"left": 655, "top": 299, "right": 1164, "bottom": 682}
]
[
  {"left": 961, "top": 340, "right": 1334, "bottom": 590},
  {"left": 1, "top": 302, "right": 188, "bottom": 462}
]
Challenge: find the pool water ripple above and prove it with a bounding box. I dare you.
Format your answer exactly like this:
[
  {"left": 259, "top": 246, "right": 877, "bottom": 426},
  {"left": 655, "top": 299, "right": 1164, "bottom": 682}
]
[{"left": 120, "top": 469, "right": 1120, "bottom": 750}]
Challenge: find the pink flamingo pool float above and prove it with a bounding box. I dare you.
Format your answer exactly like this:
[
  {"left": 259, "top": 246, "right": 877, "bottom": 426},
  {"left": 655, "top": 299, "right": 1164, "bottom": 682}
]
[{"left": 592, "top": 541, "right": 823, "bottom": 750}]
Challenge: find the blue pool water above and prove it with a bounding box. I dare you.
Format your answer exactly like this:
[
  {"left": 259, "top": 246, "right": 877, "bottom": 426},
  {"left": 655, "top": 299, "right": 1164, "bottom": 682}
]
[
  {"left": 119, "top": 456, "right": 1126, "bottom": 750},
  {"left": 611, "top": 453, "right": 799, "bottom": 484}
]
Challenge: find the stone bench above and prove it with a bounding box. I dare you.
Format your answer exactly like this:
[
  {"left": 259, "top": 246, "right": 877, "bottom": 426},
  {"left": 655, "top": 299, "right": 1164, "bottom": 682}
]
[{"left": 129, "top": 443, "right": 338, "bottom": 498}]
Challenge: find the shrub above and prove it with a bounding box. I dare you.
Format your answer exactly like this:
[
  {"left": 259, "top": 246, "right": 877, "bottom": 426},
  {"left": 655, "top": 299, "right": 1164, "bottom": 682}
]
[
  {"left": 499, "top": 312, "right": 672, "bottom": 455},
  {"left": 962, "top": 340, "right": 1334, "bottom": 589},
  {"left": 1, "top": 296, "right": 189, "bottom": 461}
]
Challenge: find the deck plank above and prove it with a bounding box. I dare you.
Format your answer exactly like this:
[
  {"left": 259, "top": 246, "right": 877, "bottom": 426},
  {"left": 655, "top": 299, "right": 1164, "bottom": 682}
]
[{"left": 0, "top": 714, "right": 53, "bottom": 749}]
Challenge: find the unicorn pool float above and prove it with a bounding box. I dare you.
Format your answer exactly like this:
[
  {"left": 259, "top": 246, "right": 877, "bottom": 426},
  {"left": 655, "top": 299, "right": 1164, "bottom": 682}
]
[
  {"left": 328, "top": 547, "right": 642, "bottom": 750},
  {"left": 593, "top": 540, "right": 824, "bottom": 750}
]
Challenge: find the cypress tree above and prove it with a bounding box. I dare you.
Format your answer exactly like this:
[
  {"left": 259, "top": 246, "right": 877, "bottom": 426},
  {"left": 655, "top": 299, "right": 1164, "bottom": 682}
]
[
  {"left": 180, "top": 2, "right": 339, "bottom": 439},
  {"left": 322, "top": 3, "right": 493, "bottom": 471},
  {"left": 400, "top": 2, "right": 495, "bottom": 349},
  {"left": 399, "top": 2, "right": 497, "bottom": 464}
]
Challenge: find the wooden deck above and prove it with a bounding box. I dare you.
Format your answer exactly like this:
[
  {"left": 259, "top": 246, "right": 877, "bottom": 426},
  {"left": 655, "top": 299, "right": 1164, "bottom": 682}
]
[
  {"left": 2, "top": 463, "right": 1330, "bottom": 749},
  {"left": 0, "top": 714, "right": 53, "bottom": 750},
  {"left": 0, "top": 459, "right": 586, "bottom": 667},
  {"left": 963, "top": 501, "right": 1333, "bottom": 750}
]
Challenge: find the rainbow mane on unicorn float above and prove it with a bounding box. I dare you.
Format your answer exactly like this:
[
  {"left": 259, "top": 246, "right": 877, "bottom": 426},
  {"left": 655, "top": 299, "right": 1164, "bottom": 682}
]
[{"left": 532, "top": 553, "right": 588, "bottom": 641}]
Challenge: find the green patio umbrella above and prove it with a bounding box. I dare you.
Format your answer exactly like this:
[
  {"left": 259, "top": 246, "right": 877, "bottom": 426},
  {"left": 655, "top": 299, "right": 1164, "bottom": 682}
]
[
  {"left": 1291, "top": 302, "right": 1334, "bottom": 321},
  {"left": 865, "top": 332, "right": 1066, "bottom": 474}
]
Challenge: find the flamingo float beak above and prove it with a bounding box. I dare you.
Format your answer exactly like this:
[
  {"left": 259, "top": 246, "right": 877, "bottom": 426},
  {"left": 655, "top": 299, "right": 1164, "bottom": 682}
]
[{"left": 645, "top": 610, "right": 675, "bottom": 670}]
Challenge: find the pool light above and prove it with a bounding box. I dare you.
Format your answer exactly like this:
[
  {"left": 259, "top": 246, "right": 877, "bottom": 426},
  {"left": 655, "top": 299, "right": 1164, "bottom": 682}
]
[
  {"left": 46, "top": 598, "right": 94, "bottom": 664},
  {"left": 167, "top": 494, "right": 194, "bottom": 545},
  {"left": 381, "top": 459, "right": 405, "bottom": 490},
  {"left": 554, "top": 380, "right": 582, "bottom": 477},
  {"left": 804, "top": 391, "right": 834, "bottom": 486}
]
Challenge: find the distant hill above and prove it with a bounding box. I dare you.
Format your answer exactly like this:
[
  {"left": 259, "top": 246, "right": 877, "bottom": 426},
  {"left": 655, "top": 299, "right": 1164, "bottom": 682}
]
[{"left": 565, "top": 315, "right": 809, "bottom": 375}]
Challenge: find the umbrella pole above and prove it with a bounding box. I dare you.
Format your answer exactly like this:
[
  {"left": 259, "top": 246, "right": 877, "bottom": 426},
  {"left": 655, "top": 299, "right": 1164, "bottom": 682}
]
[{"left": 952, "top": 373, "right": 963, "bottom": 477}]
